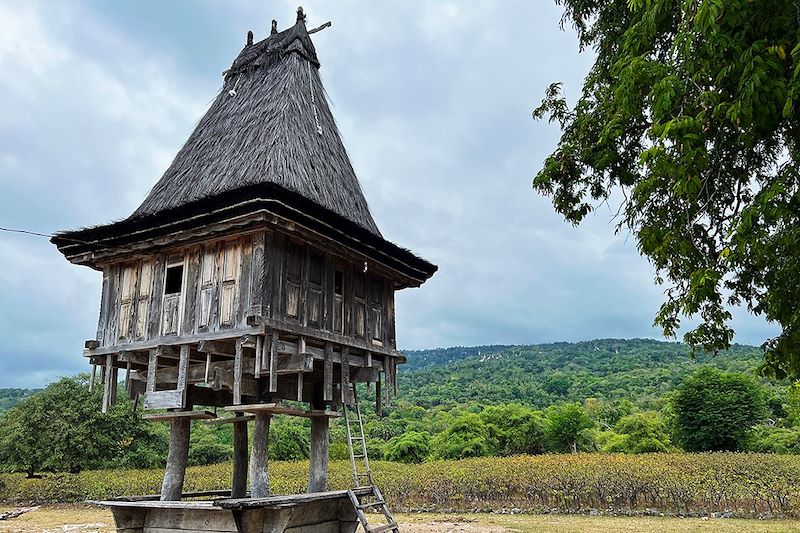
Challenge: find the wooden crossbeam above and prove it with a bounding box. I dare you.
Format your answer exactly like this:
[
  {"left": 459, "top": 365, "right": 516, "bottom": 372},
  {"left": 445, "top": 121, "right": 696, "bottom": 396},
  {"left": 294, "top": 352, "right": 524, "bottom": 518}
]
[{"left": 224, "top": 404, "right": 342, "bottom": 419}]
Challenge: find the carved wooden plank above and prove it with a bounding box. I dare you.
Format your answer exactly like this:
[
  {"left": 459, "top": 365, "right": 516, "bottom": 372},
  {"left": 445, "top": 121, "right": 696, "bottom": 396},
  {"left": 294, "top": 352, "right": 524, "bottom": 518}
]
[
  {"left": 249, "top": 231, "right": 265, "bottom": 317},
  {"left": 255, "top": 335, "right": 262, "bottom": 378},
  {"left": 234, "top": 337, "right": 244, "bottom": 405},
  {"left": 102, "top": 353, "right": 114, "bottom": 414},
  {"left": 269, "top": 332, "right": 278, "bottom": 393},
  {"left": 341, "top": 347, "right": 350, "bottom": 404},
  {"left": 323, "top": 343, "right": 333, "bottom": 402},
  {"left": 376, "top": 372, "right": 382, "bottom": 417}
]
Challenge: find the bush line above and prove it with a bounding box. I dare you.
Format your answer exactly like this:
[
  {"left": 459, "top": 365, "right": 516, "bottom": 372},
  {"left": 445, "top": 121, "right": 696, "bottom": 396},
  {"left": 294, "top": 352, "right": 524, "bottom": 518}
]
[{"left": 2, "top": 453, "right": 800, "bottom": 518}]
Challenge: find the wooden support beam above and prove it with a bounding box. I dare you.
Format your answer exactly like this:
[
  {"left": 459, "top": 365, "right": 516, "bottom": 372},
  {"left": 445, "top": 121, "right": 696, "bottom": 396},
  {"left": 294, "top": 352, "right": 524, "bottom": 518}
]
[
  {"left": 341, "top": 347, "right": 350, "bottom": 405},
  {"left": 376, "top": 373, "right": 382, "bottom": 417},
  {"left": 102, "top": 354, "right": 114, "bottom": 414},
  {"left": 89, "top": 364, "right": 97, "bottom": 392},
  {"left": 268, "top": 332, "right": 278, "bottom": 393},
  {"left": 255, "top": 336, "right": 262, "bottom": 378},
  {"left": 323, "top": 343, "right": 333, "bottom": 402},
  {"left": 234, "top": 337, "right": 244, "bottom": 405},
  {"left": 308, "top": 401, "right": 329, "bottom": 493},
  {"left": 160, "top": 417, "right": 190, "bottom": 501},
  {"left": 249, "top": 413, "right": 271, "bottom": 498},
  {"left": 232, "top": 413, "right": 248, "bottom": 499}
]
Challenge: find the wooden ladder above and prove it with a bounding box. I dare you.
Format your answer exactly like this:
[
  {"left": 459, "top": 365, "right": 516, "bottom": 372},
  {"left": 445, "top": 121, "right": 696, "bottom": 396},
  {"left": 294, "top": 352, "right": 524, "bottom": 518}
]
[{"left": 343, "top": 384, "right": 399, "bottom": 532}]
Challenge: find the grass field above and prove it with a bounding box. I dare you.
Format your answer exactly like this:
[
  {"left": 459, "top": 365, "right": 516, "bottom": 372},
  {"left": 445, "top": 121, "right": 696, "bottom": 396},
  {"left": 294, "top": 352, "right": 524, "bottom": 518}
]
[{"left": 1, "top": 507, "right": 799, "bottom": 533}]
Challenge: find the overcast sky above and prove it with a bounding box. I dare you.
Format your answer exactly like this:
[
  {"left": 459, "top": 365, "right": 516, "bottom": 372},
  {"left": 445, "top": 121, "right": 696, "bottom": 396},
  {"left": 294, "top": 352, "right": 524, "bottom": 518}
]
[{"left": 0, "top": 1, "right": 779, "bottom": 387}]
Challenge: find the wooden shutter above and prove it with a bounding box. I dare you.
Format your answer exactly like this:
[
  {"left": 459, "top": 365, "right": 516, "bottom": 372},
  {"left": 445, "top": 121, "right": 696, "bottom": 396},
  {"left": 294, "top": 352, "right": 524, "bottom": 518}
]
[
  {"left": 118, "top": 264, "right": 137, "bottom": 340},
  {"left": 306, "top": 251, "right": 324, "bottom": 328},
  {"left": 333, "top": 268, "right": 345, "bottom": 334},
  {"left": 369, "top": 276, "right": 384, "bottom": 345},
  {"left": 198, "top": 249, "right": 216, "bottom": 328},
  {"left": 285, "top": 242, "right": 303, "bottom": 320},
  {"left": 353, "top": 271, "right": 366, "bottom": 338},
  {"left": 220, "top": 241, "right": 241, "bottom": 327},
  {"left": 134, "top": 261, "right": 153, "bottom": 339}
]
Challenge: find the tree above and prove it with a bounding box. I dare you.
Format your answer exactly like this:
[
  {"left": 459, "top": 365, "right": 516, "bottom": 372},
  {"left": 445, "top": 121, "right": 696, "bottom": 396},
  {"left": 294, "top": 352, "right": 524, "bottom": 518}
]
[
  {"left": 479, "top": 404, "right": 546, "bottom": 455},
  {"left": 534, "top": 0, "right": 800, "bottom": 377},
  {"left": 670, "top": 367, "right": 765, "bottom": 451},
  {"left": 431, "top": 413, "right": 491, "bottom": 459},
  {"left": 269, "top": 421, "right": 310, "bottom": 461},
  {"left": 610, "top": 411, "right": 671, "bottom": 453},
  {"left": 0, "top": 375, "right": 144, "bottom": 475},
  {"left": 544, "top": 402, "right": 594, "bottom": 453},
  {"left": 385, "top": 431, "right": 430, "bottom": 463}
]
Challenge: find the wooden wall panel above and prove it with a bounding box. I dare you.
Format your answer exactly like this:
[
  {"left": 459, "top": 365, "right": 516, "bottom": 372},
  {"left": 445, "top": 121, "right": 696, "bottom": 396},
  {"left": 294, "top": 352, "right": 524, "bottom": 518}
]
[
  {"left": 182, "top": 250, "right": 201, "bottom": 336},
  {"left": 146, "top": 255, "right": 165, "bottom": 340}
]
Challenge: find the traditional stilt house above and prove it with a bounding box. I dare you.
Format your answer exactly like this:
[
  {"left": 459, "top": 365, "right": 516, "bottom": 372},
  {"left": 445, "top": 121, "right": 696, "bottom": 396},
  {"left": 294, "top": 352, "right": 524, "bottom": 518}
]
[{"left": 52, "top": 8, "right": 436, "bottom": 533}]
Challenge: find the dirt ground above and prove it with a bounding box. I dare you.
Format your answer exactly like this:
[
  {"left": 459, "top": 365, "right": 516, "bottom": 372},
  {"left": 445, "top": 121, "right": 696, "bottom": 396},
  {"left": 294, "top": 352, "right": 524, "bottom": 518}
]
[{"left": 1, "top": 506, "right": 799, "bottom": 533}]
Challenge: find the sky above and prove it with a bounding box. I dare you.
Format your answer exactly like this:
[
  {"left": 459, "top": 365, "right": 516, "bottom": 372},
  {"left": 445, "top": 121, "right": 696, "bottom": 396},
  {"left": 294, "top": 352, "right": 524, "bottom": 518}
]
[{"left": 0, "top": 1, "right": 780, "bottom": 387}]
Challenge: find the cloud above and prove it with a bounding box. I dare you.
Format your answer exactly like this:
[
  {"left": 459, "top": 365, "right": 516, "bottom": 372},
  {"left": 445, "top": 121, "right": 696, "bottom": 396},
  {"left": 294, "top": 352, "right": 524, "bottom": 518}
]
[{"left": 0, "top": 1, "right": 779, "bottom": 386}]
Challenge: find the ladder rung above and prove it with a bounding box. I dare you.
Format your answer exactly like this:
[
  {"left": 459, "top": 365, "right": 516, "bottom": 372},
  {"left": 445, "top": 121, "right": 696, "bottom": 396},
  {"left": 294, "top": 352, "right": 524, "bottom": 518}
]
[
  {"left": 351, "top": 436, "right": 364, "bottom": 440},
  {"left": 368, "top": 524, "right": 398, "bottom": 533},
  {"left": 358, "top": 500, "right": 386, "bottom": 509}
]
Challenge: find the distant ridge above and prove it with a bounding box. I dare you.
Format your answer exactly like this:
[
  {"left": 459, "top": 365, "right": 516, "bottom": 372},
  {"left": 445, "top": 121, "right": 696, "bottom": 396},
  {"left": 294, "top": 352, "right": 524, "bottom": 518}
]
[{"left": 400, "top": 338, "right": 765, "bottom": 408}]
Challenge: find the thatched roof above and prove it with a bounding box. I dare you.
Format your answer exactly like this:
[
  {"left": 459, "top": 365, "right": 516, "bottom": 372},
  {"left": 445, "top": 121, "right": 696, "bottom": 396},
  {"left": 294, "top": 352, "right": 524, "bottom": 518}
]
[
  {"left": 133, "top": 9, "right": 380, "bottom": 236},
  {"left": 52, "top": 8, "right": 437, "bottom": 284}
]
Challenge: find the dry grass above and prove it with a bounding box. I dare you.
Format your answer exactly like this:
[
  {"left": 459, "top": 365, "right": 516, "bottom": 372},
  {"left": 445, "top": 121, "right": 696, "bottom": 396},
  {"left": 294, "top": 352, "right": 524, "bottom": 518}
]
[{"left": 2, "top": 506, "right": 799, "bottom": 533}]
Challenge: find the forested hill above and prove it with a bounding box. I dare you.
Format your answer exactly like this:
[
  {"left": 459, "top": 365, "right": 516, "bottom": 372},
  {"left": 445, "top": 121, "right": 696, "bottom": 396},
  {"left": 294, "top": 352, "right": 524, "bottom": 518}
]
[
  {"left": 0, "top": 389, "right": 37, "bottom": 411},
  {"left": 400, "top": 339, "right": 764, "bottom": 409},
  {"left": 0, "top": 340, "right": 764, "bottom": 413}
]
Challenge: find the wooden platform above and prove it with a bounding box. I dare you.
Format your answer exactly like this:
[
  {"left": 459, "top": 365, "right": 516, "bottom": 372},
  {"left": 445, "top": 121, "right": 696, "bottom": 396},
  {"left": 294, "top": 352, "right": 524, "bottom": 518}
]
[{"left": 93, "top": 488, "right": 372, "bottom": 533}]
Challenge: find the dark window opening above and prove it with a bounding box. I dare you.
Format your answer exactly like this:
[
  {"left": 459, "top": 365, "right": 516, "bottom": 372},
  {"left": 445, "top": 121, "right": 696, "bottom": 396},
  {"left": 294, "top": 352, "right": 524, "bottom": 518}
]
[
  {"left": 165, "top": 265, "right": 184, "bottom": 295},
  {"left": 334, "top": 270, "right": 344, "bottom": 296}
]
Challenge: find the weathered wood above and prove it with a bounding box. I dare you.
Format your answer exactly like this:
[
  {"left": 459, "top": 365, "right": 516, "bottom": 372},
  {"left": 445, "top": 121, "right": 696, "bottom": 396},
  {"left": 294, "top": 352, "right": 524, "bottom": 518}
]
[
  {"left": 269, "top": 331, "right": 278, "bottom": 392},
  {"left": 160, "top": 417, "right": 190, "bottom": 501},
  {"left": 206, "top": 415, "right": 254, "bottom": 425},
  {"left": 102, "top": 353, "right": 114, "bottom": 414},
  {"left": 224, "top": 404, "right": 341, "bottom": 418},
  {"left": 341, "top": 347, "right": 350, "bottom": 405},
  {"left": 217, "top": 487, "right": 373, "bottom": 509},
  {"left": 142, "top": 410, "right": 216, "bottom": 421},
  {"left": 376, "top": 373, "right": 382, "bottom": 417},
  {"left": 181, "top": 250, "right": 201, "bottom": 335},
  {"left": 89, "top": 364, "right": 97, "bottom": 392},
  {"left": 234, "top": 337, "right": 244, "bottom": 404},
  {"left": 249, "top": 413, "right": 271, "bottom": 498},
  {"left": 308, "top": 406, "right": 330, "bottom": 493},
  {"left": 351, "top": 367, "right": 379, "bottom": 383},
  {"left": 0, "top": 506, "right": 39, "bottom": 521},
  {"left": 323, "top": 343, "right": 333, "bottom": 402},
  {"left": 255, "top": 335, "right": 262, "bottom": 378},
  {"left": 232, "top": 413, "right": 248, "bottom": 498},
  {"left": 249, "top": 231, "right": 266, "bottom": 317}
]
